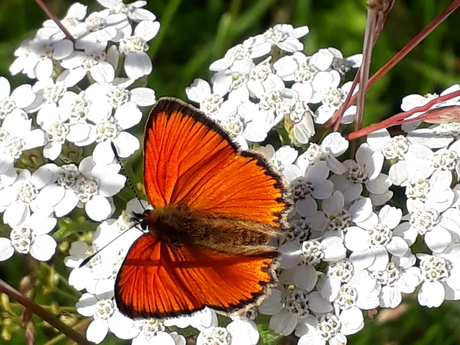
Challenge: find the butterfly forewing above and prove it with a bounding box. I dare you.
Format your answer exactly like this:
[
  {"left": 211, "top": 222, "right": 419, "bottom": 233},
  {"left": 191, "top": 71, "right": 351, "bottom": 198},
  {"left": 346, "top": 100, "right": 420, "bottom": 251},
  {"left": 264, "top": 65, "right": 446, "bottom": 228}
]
[{"left": 143, "top": 98, "right": 286, "bottom": 225}]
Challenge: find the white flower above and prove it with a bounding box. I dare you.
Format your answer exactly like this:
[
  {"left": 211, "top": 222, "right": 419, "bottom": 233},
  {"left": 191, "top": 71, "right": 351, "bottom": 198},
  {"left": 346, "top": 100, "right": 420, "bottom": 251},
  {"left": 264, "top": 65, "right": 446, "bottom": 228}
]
[
  {"left": 75, "top": 9, "right": 128, "bottom": 53},
  {"left": 263, "top": 24, "right": 309, "bottom": 53},
  {"left": 315, "top": 81, "right": 355, "bottom": 124},
  {"left": 131, "top": 319, "right": 183, "bottom": 345},
  {"left": 186, "top": 78, "right": 226, "bottom": 118},
  {"left": 118, "top": 20, "right": 160, "bottom": 79},
  {"left": 97, "top": 0, "right": 157, "bottom": 22},
  {"left": 345, "top": 205, "right": 409, "bottom": 271},
  {"left": 36, "top": 101, "right": 72, "bottom": 160},
  {"left": 196, "top": 317, "right": 259, "bottom": 345},
  {"left": 76, "top": 292, "right": 130, "bottom": 344},
  {"left": 322, "top": 191, "right": 352, "bottom": 235},
  {"left": 39, "top": 3, "right": 87, "bottom": 40},
  {"left": 0, "top": 109, "right": 46, "bottom": 163},
  {"left": 0, "top": 77, "right": 36, "bottom": 122},
  {"left": 261, "top": 287, "right": 332, "bottom": 337},
  {"left": 0, "top": 167, "right": 57, "bottom": 226},
  {"left": 0, "top": 212, "right": 57, "bottom": 261},
  {"left": 61, "top": 50, "right": 116, "bottom": 85},
  {"left": 246, "top": 57, "right": 284, "bottom": 99},
  {"left": 417, "top": 245, "right": 460, "bottom": 307},
  {"left": 280, "top": 97, "right": 315, "bottom": 145},
  {"left": 84, "top": 79, "right": 154, "bottom": 163},
  {"left": 296, "top": 312, "right": 354, "bottom": 345},
  {"left": 209, "top": 35, "right": 270, "bottom": 72},
  {"left": 290, "top": 161, "right": 334, "bottom": 219},
  {"left": 330, "top": 143, "right": 392, "bottom": 205},
  {"left": 367, "top": 129, "right": 410, "bottom": 186},
  {"left": 296, "top": 132, "right": 348, "bottom": 176},
  {"left": 77, "top": 156, "right": 126, "bottom": 220},
  {"left": 372, "top": 254, "right": 422, "bottom": 308},
  {"left": 217, "top": 90, "right": 275, "bottom": 149},
  {"left": 9, "top": 33, "right": 73, "bottom": 80},
  {"left": 255, "top": 144, "right": 299, "bottom": 181}
]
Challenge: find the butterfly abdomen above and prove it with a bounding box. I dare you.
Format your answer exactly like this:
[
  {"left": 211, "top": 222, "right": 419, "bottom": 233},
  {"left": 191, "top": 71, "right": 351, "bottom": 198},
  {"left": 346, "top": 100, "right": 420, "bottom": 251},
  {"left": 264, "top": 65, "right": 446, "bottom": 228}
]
[{"left": 140, "top": 205, "right": 280, "bottom": 256}]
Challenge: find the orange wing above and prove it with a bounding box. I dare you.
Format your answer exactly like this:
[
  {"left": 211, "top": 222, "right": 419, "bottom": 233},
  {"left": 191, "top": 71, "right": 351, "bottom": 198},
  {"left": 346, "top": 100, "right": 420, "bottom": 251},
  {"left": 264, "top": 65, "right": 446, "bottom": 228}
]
[
  {"left": 115, "top": 234, "right": 276, "bottom": 318},
  {"left": 115, "top": 98, "right": 288, "bottom": 319},
  {"left": 143, "top": 98, "right": 287, "bottom": 226}
]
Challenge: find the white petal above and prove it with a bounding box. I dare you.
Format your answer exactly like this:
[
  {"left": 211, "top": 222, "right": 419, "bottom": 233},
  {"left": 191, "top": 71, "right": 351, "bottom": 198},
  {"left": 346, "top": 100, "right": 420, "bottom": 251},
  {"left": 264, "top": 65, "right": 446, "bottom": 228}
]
[
  {"left": 91, "top": 62, "right": 115, "bottom": 83},
  {"left": 368, "top": 246, "right": 389, "bottom": 271},
  {"left": 86, "top": 319, "right": 109, "bottom": 344},
  {"left": 322, "top": 132, "right": 349, "bottom": 156},
  {"left": 258, "top": 289, "right": 282, "bottom": 315},
  {"left": 406, "top": 144, "right": 434, "bottom": 179},
  {"left": 344, "top": 227, "right": 369, "bottom": 252},
  {"left": 130, "top": 87, "right": 156, "bottom": 106},
  {"left": 186, "top": 79, "right": 211, "bottom": 102},
  {"left": 36, "top": 58, "right": 53, "bottom": 80},
  {"left": 30, "top": 213, "right": 57, "bottom": 235},
  {"left": 99, "top": 174, "right": 126, "bottom": 197},
  {"left": 4, "top": 203, "right": 28, "bottom": 226},
  {"left": 113, "top": 132, "right": 140, "bottom": 158},
  {"left": 418, "top": 282, "right": 445, "bottom": 308},
  {"left": 129, "top": 8, "right": 157, "bottom": 22},
  {"left": 322, "top": 236, "right": 346, "bottom": 261},
  {"left": 387, "top": 237, "right": 409, "bottom": 257},
  {"left": 108, "top": 311, "right": 138, "bottom": 340},
  {"left": 52, "top": 39, "right": 74, "bottom": 60},
  {"left": 43, "top": 142, "right": 62, "bottom": 160},
  {"left": 0, "top": 238, "right": 14, "bottom": 261},
  {"left": 55, "top": 190, "right": 79, "bottom": 217},
  {"left": 115, "top": 103, "right": 142, "bottom": 129},
  {"left": 425, "top": 227, "right": 452, "bottom": 253},
  {"left": 125, "top": 52, "right": 152, "bottom": 79},
  {"left": 93, "top": 141, "right": 115, "bottom": 165},
  {"left": 308, "top": 291, "right": 333, "bottom": 314},
  {"left": 86, "top": 195, "right": 112, "bottom": 221},
  {"left": 367, "top": 129, "right": 390, "bottom": 150},
  {"left": 349, "top": 249, "right": 374, "bottom": 270},
  {"left": 30, "top": 235, "right": 57, "bottom": 261},
  {"left": 134, "top": 20, "right": 160, "bottom": 41},
  {"left": 349, "top": 198, "right": 373, "bottom": 223},
  {"left": 24, "top": 129, "right": 46, "bottom": 150},
  {"left": 269, "top": 309, "right": 297, "bottom": 336},
  {"left": 11, "top": 84, "right": 35, "bottom": 108},
  {"left": 0, "top": 77, "right": 11, "bottom": 98}
]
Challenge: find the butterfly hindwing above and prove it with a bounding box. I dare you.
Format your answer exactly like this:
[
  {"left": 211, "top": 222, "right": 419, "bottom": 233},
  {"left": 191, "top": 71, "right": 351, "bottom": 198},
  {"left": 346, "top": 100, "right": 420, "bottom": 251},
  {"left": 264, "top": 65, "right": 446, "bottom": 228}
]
[{"left": 115, "top": 233, "right": 276, "bottom": 318}]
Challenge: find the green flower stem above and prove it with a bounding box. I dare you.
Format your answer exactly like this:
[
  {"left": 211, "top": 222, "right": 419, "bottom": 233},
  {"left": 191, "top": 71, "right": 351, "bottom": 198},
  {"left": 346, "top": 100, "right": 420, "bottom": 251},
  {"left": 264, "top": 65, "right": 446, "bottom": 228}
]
[{"left": 0, "top": 279, "right": 91, "bottom": 345}]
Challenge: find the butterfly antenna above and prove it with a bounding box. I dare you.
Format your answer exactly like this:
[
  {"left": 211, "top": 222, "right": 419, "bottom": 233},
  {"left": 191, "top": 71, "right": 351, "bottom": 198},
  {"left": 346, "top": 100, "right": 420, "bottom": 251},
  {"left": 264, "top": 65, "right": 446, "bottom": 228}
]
[
  {"left": 79, "top": 223, "right": 142, "bottom": 268},
  {"left": 110, "top": 141, "right": 146, "bottom": 211}
]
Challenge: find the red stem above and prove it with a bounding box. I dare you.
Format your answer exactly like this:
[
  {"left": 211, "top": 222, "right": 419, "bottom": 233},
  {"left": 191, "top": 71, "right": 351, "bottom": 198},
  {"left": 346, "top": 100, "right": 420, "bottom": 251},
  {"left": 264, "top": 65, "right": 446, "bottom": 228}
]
[
  {"left": 329, "top": 0, "right": 460, "bottom": 130},
  {"left": 35, "top": 0, "right": 76, "bottom": 43},
  {"left": 346, "top": 90, "right": 460, "bottom": 140}
]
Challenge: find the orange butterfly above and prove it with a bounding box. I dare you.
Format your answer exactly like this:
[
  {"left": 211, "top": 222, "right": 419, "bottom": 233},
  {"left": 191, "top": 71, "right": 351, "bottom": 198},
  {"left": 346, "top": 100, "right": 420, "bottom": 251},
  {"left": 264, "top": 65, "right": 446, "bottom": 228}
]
[{"left": 115, "top": 98, "right": 289, "bottom": 319}]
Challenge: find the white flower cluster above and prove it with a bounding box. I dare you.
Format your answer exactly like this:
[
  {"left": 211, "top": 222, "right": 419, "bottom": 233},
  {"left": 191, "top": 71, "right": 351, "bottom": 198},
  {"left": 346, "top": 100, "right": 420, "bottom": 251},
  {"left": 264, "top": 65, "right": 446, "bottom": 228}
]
[
  {"left": 0, "top": 0, "right": 157, "bottom": 263},
  {"left": 182, "top": 22, "right": 460, "bottom": 345}
]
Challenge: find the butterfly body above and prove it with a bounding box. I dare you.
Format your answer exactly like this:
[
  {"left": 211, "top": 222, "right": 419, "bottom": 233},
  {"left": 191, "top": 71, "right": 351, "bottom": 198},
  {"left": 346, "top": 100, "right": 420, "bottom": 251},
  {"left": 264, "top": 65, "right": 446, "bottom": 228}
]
[
  {"left": 135, "top": 205, "right": 279, "bottom": 255},
  {"left": 115, "top": 98, "right": 289, "bottom": 319}
]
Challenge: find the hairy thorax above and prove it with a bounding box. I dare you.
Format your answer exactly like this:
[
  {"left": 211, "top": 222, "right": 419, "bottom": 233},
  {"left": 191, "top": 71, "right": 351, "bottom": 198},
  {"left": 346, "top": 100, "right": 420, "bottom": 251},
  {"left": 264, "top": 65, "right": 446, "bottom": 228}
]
[{"left": 136, "top": 205, "right": 280, "bottom": 255}]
